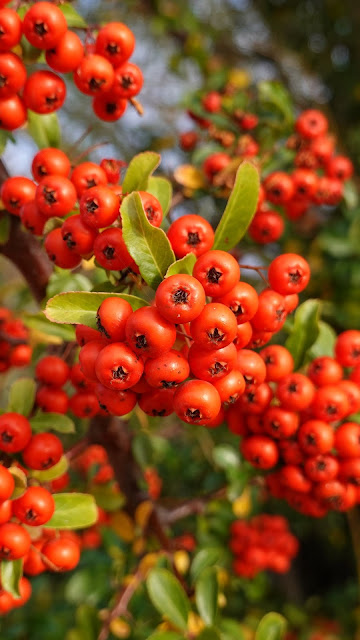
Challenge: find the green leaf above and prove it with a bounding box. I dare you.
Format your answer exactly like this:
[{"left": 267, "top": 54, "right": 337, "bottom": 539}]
[
  {"left": 255, "top": 613, "right": 287, "bottom": 640},
  {"left": 307, "top": 321, "right": 336, "bottom": 360},
  {"left": 196, "top": 568, "right": 218, "bottom": 627},
  {"left": 30, "top": 455, "right": 69, "bottom": 482},
  {"left": 218, "top": 619, "right": 246, "bottom": 640},
  {"left": 190, "top": 549, "right": 223, "bottom": 583},
  {"left": 45, "top": 291, "right": 149, "bottom": 327},
  {"left": 258, "top": 81, "right": 294, "bottom": 127},
  {"left": 122, "top": 152, "right": 161, "bottom": 193},
  {"left": 7, "top": 378, "right": 36, "bottom": 417},
  {"left": 0, "top": 130, "right": 11, "bottom": 155},
  {"left": 23, "top": 313, "right": 76, "bottom": 342},
  {"left": 148, "top": 176, "right": 173, "bottom": 216},
  {"left": 1, "top": 559, "right": 22, "bottom": 598},
  {"left": 65, "top": 568, "right": 110, "bottom": 606},
  {"left": 90, "top": 485, "right": 125, "bottom": 512},
  {"left": 30, "top": 411, "right": 75, "bottom": 434},
  {"left": 121, "top": 192, "right": 175, "bottom": 289},
  {"left": 0, "top": 215, "right": 10, "bottom": 245},
  {"left": 44, "top": 493, "right": 98, "bottom": 530},
  {"left": 165, "top": 254, "right": 196, "bottom": 277},
  {"left": 213, "top": 444, "right": 240, "bottom": 470},
  {"left": 47, "top": 270, "right": 93, "bottom": 298},
  {"left": 27, "top": 111, "right": 61, "bottom": 149},
  {"left": 59, "top": 3, "right": 88, "bottom": 28},
  {"left": 147, "top": 568, "right": 190, "bottom": 631},
  {"left": 8, "top": 466, "right": 27, "bottom": 500},
  {"left": 213, "top": 161, "right": 259, "bottom": 251},
  {"left": 285, "top": 299, "right": 321, "bottom": 369}
]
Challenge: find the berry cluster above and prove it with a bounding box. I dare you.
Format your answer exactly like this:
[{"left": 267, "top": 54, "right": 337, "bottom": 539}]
[
  {"left": 0, "top": 306, "right": 32, "bottom": 371},
  {"left": 73, "top": 250, "right": 309, "bottom": 427},
  {"left": 0, "top": 2, "right": 142, "bottom": 130},
  {"left": 230, "top": 514, "right": 299, "bottom": 578},
  {"left": 0, "top": 148, "right": 162, "bottom": 271},
  {"left": 226, "top": 331, "right": 360, "bottom": 517},
  {"left": 180, "top": 84, "right": 353, "bottom": 245},
  {"left": 0, "top": 410, "right": 81, "bottom": 614}
]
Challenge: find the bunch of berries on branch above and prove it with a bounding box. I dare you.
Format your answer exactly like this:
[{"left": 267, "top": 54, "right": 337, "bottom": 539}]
[
  {"left": 0, "top": 2, "right": 143, "bottom": 130},
  {"left": 230, "top": 514, "right": 299, "bottom": 578},
  {"left": 179, "top": 79, "right": 354, "bottom": 245},
  {"left": 72, "top": 249, "right": 309, "bottom": 425},
  {"left": 226, "top": 330, "right": 360, "bottom": 517},
  {"left": 0, "top": 148, "right": 162, "bottom": 271}
]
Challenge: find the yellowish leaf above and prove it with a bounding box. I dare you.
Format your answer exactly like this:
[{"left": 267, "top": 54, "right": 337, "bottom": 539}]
[
  {"left": 174, "top": 165, "right": 205, "bottom": 190},
  {"left": 109, "top": 511, "right": 135, "bottom": 542}
]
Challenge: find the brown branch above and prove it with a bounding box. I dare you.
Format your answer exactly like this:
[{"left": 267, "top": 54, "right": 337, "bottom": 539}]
[
  {"left": 98, "top": 568, "right": 144, "bottom": 640},
  {"left": 0, "top": 161, "right": 52, "bottom": 305},
  {"left": 87, "top": 415, "right": 143, "bottom": 516}
]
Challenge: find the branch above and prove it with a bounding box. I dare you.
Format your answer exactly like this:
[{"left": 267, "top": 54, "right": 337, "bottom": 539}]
[
  {"left": 0, "top": 161, "right": 52, "bottom": 305},
  {"left": 98, "top": 568, "right": 143, "bottom": 640},
  {"left": 87, "top": 415, "right": 143, "bottom": 516}
]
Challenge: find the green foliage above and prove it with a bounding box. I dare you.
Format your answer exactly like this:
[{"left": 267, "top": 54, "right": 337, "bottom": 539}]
[
  {"left": 148, "top": 176, "right": 173, "bottom": 216},
  {"left": 45, "top": 291, "right": 149, "bottom": 327},
  {"left": 255, "top": 613, "right": 287, "bottom": 640},
  {"left": 30, "top": 455, "right": 69, "bottom": 482},
  {"left": 285, "top": 299, "right": 321, "bottom": 369},
  {"left": 30, "top": 412, "right": 75, "bottom": 434},
  {"left": 258, "top": 81, "right": 294, "bottom": 129},
  {"left": 165, "top": 253, "right": 196, "bottom": 277},
  {"left": 147, "top": 568, "right": 190, "bottom": 631},
  {"left": 213, "top": 162, "right": 260, "bottom": 251},
  {"left": 23, "top": 314, "right": 76, "bottom": 342},
  {"left": 122, "top": 152, "right": 161, "bottom": 193},
  {"left": 58, "top": 4, "right": 87, "bottom": 28},
  {"left": 27, "top": 112, "right": 61, "bottom": 149},
  {"left": 44, "top": 493, "right": 98, "bottom": 530},
  {"left": 7, "top": 378, "right": 36, "bottom": 417},
  {"left": 121, "top": 192, "right": 175, "bottom": 289},
  {"left": 1, "top": 560, "right": 22, "bottom": 598},
  {"left": 195, "top": 567, "right": 218, "bottom": 626},
  {"left": 190, "top": 549, "right": 223, "bottom": 582}
]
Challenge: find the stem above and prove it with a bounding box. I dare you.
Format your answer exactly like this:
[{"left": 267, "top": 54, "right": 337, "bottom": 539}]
[
  {"left": 129, "top": 98, "right": 144, "bottom": 116},
  {"left": 98, "top": 568, "right": 143, "bottom": 640}
]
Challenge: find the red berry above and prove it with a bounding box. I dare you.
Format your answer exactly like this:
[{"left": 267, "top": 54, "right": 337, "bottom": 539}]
[
  {"left": 173, "top": 379, "right": 221, "bottom": 426},
  {"left": 22, "top": 433, "right": 63, "bottom": 470},
  {"left": 23, "top": 71, "right": 66, "bottom": 114},
  {"left": 36, "top": 355, "right": 70, "bottom": 388},
  {"left": 32, "top": 147, "right": 71, "bottom": 182},
  {"left": 22, "top": 2, "right": 67, "bottom": 49},
  {"left": 125, "top": 307, "right": 176, "bottom": 359},
  {"left": 95, "top": 342, "right": 144, "bottom": 390},
  {"left": 95, "top": 22, "right": 135, "bottom": 67},
  {"left": 268, "top": 253, "right": 311, "bottom": 296},
  {"left": 12, "top": 486, "right": 55, "bottom": 526},
  {"left": 0, "top": 465, "right": 14, "bottom": 502},
  {"left": 0, "top": 522, "right": 31, "bottom": 560},
  {"left": 167, "top": 214, "right": 214, "bottom": 259},
  {"left": 0, "top": 413, "right": 31, "bottom": 453},
  {"left": 42, "top": 537, "right": 80, "bottom": 571},
  {"left": 46, "top": 30, "right": 84, "bottom": 73}
]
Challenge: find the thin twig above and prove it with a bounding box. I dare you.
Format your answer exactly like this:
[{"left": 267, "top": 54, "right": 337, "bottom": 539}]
[
  {"left": 98, "top": 568, "right": 143, "bottom": 640},
  {"left": 129, "top": 98, "right": 144, "bottom": 116}
]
